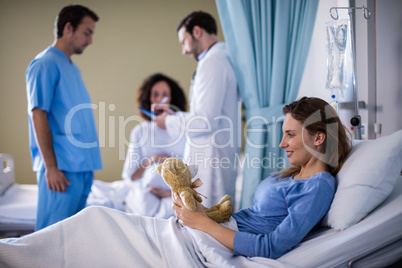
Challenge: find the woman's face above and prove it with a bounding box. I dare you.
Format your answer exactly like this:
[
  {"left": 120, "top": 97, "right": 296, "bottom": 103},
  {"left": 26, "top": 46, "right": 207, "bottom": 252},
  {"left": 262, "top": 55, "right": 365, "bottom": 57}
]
[
  {"left": 150, "top": 81, "right": 171, "bottom": 105},
  {"left": 279, "top": 114, "right": 317, "bottom": 167}
]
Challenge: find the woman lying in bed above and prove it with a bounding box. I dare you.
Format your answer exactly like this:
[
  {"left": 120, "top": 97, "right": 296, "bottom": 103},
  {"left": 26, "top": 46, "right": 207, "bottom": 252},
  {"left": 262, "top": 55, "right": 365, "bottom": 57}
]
[
  {"left": 173, "top": 96, "right": 352, "bottom": 258},
  {"left": 0, "top": 97, "right": 351, "bottom": 267}
]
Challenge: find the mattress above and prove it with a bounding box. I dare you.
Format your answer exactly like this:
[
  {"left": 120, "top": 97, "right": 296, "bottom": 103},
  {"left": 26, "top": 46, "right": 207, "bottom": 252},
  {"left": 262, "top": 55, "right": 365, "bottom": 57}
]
[{"left": 0, "top": 183, "right": 37, "bottom": 236}]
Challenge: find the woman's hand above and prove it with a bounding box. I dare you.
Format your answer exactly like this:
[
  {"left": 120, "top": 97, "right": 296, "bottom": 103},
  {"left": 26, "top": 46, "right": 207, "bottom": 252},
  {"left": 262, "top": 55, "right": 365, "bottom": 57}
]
[
  {"left": 148, "top": 186, "right": 171, "bottom": 198},
  {"left": 173, "top": 192, "right": 236, "bottom": 250},
  {"left": 172, "top": 193, "right": 210, "bottom": 230}
]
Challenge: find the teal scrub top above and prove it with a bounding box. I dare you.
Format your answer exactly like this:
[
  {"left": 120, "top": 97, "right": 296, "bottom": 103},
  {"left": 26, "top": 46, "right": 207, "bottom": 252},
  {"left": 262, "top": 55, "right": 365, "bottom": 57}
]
[{"left": 26, "top": 46, "right": 102, "bottom": 172}]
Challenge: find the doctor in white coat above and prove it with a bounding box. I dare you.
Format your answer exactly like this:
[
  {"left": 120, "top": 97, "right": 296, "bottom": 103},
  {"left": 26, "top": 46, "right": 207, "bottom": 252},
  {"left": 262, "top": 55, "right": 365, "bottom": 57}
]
[{"left": 155, "top": 11, "right": 240, "bottom": 207}]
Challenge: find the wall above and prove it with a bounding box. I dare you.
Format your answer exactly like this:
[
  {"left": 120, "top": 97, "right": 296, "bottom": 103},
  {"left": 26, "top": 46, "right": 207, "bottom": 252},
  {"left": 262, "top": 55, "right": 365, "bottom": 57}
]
[
  {"left": 299, "top": 0, "right": 402, "bottom": 138},
  {"left": 1, "top": 0, "right": 400, "bottom": 184},
  {"left": 374, "top": 0, "right": 402, "bottom": 136},
  {"left": 298, "top": 0, "right": 356, "bottom": 133},
  {"left": 0, "top": 0, "right": 221, "bottom": 184}
]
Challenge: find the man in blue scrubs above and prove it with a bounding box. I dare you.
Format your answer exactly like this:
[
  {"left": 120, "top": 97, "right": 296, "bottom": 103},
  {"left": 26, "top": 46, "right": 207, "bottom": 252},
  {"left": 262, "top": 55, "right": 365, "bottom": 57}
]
[{"left": 25, "top": 5, "right": 102, "bottom": 230}]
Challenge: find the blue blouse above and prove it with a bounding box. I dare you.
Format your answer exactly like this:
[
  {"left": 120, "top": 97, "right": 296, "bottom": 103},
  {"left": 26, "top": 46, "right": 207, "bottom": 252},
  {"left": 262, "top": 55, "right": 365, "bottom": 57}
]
[{"left": 232, "top": 171, "right": 336, "bottom": 259}]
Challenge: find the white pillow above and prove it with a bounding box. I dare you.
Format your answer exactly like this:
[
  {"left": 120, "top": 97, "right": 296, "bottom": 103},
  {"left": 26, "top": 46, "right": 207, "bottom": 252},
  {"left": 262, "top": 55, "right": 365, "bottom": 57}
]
[{"left": 322, "top": 130, "right": 402, "bottom": 230}]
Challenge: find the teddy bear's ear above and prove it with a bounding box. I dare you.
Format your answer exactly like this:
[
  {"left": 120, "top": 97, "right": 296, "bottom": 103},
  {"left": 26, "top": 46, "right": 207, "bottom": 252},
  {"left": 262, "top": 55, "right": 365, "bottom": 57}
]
[{"left": 157, "top": 163, "right": 163, "bottom": 174}]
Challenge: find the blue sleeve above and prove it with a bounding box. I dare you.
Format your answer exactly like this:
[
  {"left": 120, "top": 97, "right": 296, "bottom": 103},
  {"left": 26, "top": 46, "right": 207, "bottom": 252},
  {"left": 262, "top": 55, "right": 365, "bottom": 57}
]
[
  {"left": 233, "top": 178, "right": 335, "bottom": 259},
  {"left": 26, "top": 59, "right": 59, "bottom": 112}
]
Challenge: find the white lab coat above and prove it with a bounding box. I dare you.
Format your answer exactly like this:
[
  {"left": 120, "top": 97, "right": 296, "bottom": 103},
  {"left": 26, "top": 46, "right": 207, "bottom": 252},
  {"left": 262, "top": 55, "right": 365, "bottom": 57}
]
[{"left": 165, "top": 42, "right": 241, "bottom": 207}]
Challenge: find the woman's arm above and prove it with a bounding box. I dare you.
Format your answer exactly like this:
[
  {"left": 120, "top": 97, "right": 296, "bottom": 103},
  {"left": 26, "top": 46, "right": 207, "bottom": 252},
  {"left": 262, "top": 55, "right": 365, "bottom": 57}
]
[
  {"left": 131, "top": 154, "right": 170, "bottom": 181},
  {"left": 148, "top": 185, "right": 171, "bottom": 198},
  {"left": 173, "top": 193, "right": 236, "bottom": 250}
]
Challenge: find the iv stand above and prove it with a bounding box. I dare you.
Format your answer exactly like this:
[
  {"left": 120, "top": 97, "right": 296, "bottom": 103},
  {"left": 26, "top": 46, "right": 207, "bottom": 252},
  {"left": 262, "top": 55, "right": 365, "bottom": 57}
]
[{"left": 329, "top": 6, "right": 371, "bottom": 140}]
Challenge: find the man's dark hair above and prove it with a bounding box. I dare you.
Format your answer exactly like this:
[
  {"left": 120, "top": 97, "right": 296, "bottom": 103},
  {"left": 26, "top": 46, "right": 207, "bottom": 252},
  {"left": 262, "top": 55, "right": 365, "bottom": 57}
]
[
  {"left": 176, "top": 11, "right": 217, "bottom": 36},
  {"left": 55, "top": 4, "right": 99, "bottom": 38}
]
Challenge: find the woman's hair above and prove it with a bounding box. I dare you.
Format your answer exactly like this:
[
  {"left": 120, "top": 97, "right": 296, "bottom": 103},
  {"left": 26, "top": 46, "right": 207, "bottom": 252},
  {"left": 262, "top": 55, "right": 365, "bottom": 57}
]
[
  {"left": 136, "top": 73, "right": 187, "bottom": 121},
  {"left": 278, "top": 96, "right": 352, "bottom": 178},
  {"left": 176, "top": 11, "right": 217, "bottom": 35},
  {"left": 55, "top": 4, "right": 99, "bottom": 38}
]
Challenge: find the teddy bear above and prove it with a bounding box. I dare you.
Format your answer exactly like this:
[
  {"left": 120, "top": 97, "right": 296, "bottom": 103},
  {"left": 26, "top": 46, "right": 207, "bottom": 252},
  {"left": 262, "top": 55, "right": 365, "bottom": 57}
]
[{"left": 157, "top": 157, "right": 233, "bottom": 223}]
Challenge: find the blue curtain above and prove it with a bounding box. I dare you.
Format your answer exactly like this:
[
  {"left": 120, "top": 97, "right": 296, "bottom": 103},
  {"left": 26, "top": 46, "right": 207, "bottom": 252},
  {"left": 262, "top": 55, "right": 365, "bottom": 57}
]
[{"left": 216, "top": 0, "right": 319, "bottom": 208}]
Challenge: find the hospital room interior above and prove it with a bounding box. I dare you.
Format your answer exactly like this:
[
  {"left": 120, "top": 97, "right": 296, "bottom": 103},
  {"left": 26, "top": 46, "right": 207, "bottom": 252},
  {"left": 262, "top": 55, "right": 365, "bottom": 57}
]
[{"left": 0, "top": 0, "right": 401, "bottom": 267}]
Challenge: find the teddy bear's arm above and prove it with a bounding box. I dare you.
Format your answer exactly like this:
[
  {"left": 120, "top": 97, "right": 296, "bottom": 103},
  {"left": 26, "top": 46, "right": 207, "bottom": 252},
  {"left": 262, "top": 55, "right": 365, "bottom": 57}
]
[{"left": 205, "top": 195, "right": 233, "bottom": 223}]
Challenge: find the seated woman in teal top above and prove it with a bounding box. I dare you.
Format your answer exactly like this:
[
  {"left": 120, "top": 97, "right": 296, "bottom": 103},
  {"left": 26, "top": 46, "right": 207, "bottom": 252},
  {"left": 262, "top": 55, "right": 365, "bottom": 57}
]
[{"left": 173, "top": 96, "right": 352, "bottom": 258}]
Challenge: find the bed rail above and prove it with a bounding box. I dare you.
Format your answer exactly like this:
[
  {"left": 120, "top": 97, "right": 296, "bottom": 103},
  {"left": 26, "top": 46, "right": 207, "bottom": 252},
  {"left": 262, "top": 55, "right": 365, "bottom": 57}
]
[{"left": 0, "top": 154, "right": 15, "bottom": 196}]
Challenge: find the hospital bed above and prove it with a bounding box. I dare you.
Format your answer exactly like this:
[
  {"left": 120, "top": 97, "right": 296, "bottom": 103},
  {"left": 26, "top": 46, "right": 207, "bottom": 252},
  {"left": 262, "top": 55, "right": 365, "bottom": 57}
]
[
  {"left": 276, "top": 130, "right": 402, "bottom": 267},
  {"left": 0, "top": 130, "right": 401, "bottom": 267},
  {"left": 0, "top": 154, "right": 37, "bottom": 237}
]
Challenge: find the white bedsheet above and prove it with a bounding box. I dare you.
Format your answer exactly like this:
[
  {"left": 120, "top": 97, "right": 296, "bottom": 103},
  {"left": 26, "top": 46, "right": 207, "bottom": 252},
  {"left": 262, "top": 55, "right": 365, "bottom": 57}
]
[
  {"left": 1, "top": 178, "right": 401, "bottom": 267},
  {"left": 86, "top": 179, "right": 175, "bottom": 218},
  {"left": 86, "top": 180, "right": 129, "bottom": 211},
  {"left": 0, "top": 177, "right": 401, "bottom": 267},
  {"left": 0, "top": 206, "right": 285, "bottom": 268}
]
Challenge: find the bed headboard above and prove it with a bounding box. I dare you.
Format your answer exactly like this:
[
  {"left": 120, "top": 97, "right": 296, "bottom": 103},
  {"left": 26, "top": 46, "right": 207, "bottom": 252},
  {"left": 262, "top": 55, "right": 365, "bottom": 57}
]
[{"left": 0, "top": 154, "right": 15, "bottom": 196}]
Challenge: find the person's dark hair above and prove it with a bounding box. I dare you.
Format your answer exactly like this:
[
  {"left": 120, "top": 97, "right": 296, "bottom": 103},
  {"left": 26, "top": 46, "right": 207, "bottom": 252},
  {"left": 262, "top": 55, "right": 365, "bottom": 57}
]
[
  {"left": 137, "top": 73, "right": 187, "bottom": 121},
  {"left": 55, "top": 4, "right": 99, "bottom": 38},
  {"left": 278, "top": 97, "right": 352, "bottom": 178},
  {"left": 176, "top": 11, "right": 217, "bottom": 36}
]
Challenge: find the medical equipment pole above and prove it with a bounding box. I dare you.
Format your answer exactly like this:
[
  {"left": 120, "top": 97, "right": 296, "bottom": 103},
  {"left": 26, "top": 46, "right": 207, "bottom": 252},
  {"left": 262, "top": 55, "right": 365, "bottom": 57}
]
[
  {"left": 347, "top": 10, "right": 361, "bottom": 139},
  {"left": 329, "top": 6, "right": 371, "bottom": 140}
]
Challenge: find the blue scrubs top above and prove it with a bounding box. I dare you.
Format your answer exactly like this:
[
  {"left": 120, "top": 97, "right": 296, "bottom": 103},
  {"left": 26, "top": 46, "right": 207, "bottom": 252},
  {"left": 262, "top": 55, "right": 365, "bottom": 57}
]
[{"left": 26, "top": 46, "right": 102, "bottom": 172}]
